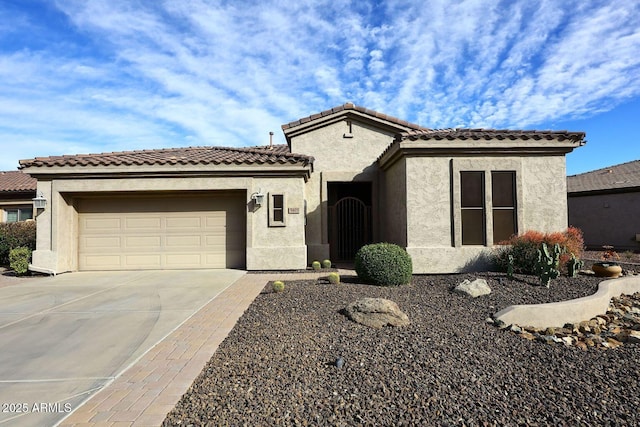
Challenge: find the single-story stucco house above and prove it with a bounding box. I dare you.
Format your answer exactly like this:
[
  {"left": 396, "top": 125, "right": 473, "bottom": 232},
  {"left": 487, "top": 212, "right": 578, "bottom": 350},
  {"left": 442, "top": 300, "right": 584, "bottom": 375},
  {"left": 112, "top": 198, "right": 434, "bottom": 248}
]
[
  {"left": 0, "top": 171, "right": 36, "bottom": 223},
  {"left": 19, "top": 103, "right": 585, "bottom": 274},
  {"left": 567, "top": 160, "right": 640, "bottom": 251}
]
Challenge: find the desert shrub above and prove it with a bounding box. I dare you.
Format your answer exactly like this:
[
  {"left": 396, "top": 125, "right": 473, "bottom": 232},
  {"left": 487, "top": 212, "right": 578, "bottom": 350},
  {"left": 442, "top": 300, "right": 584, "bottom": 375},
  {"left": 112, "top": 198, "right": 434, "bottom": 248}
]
[
  {"left": 311, "top": 260, "right": 321, "bottom": 270},
  {"left": 0, "top": 221, "right": 36, "bottom": 265},
  {"left": 354, "top": 243, "right": 413, "bottom": 286},
  {"left": 322, "top": 259, "right": 332, "bottom": 269},
  {"left": 493, "top": 227, "right": 584, "bottom": 274},
  {"left": 272, "top": 280, "right": 285, "bottom": 293},
  {"left": 9, "top": 246, "right": 31, "bottom": 275},
  {"left": 328, "top": 272, "right": 340, "bottom": 284}
]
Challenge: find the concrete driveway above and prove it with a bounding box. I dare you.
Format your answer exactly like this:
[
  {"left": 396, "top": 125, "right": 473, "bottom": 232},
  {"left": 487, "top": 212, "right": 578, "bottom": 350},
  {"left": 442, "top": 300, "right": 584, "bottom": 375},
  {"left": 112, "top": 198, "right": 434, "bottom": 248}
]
[{"left": 0, "top": 269, "right": 245, "bottom": 427}]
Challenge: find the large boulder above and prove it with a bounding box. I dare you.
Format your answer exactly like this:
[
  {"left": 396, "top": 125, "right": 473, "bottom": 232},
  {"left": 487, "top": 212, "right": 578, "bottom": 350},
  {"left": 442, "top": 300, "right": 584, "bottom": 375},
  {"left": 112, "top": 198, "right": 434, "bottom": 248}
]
[
  {"left": 454, "top": 278, "right": 491, "bottom": 298},
  {"left": 344, "top": 298, "right": 410, "bottom": 329}
]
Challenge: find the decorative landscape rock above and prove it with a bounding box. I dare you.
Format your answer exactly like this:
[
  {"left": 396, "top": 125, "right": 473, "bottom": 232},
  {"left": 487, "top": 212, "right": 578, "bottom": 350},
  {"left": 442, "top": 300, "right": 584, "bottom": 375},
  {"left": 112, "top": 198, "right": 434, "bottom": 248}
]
[
  {"left": 496, "top": 292, "right": 640, "bottom": 350},
  {"left": 454, "top": 278, "right": 491, "bottom": 298},
  {"left": 344, "top": 297, "right": 410, "bottom": 329}
]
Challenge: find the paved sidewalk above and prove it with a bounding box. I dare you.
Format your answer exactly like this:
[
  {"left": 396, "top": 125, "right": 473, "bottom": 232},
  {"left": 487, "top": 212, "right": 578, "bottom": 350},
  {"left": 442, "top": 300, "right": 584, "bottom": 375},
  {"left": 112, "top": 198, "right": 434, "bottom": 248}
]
[{"left": 59, "top": 270, "right": 348, "bottom": 427}]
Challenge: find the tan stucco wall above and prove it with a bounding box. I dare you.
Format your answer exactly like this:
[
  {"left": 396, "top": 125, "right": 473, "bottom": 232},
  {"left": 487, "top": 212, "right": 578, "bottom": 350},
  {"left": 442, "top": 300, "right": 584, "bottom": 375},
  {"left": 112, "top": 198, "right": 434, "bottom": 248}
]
[
  {"left": 395, "top": 154, "right": 571, "bottom": 273},
  {"left": 29, "top": 174, "right": 307, "bottom": 273},
  {"left": 290, "top": 119, "right": 394, "bottom": 263},
  {"left": 380, "top": 157, "right": 407, "bottom": 247},
  {"left": 568, "top": 191, "right": 640, "bottom": 250}
]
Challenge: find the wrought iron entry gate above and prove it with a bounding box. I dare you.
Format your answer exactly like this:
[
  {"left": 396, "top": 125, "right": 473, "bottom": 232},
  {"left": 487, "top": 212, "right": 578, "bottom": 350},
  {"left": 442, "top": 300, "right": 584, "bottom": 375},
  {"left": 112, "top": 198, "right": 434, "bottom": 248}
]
[{"left": 329, "top": 196, "right": 371, "bottom": 261}]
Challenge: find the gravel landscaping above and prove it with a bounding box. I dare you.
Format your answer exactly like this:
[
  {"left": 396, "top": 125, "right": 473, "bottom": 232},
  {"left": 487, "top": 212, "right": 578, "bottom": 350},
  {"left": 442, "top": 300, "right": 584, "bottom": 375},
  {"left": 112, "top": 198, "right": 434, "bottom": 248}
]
[{"left": 165, "top": 271, "right": 640, "bottom": 426}]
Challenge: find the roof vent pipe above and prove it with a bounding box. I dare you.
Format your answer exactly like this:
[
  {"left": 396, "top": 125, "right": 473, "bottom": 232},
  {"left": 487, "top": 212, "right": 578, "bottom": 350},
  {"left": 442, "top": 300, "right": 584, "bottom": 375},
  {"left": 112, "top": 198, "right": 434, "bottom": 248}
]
[{"left": 269, "top": 131, "right": 274, "bottom": 149}]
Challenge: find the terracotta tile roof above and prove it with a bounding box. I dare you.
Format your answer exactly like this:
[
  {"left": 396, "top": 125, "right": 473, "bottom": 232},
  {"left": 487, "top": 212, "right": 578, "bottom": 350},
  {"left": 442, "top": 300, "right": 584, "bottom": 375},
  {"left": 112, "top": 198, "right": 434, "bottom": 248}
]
[
  {"left": 281, "top": 102, "right": 430, "bottom": 131},
  {"left": 397, "top": 128, "right": 586, "bottom": 142},
  {"left": 0, "top": 171, "right": 36, "bottom": 192},
  {"left": 567, "top": 160, "right": 640, "bottom": 194},
  {"left": 19, "top": 144, "right": 313, "bottom": 169}
]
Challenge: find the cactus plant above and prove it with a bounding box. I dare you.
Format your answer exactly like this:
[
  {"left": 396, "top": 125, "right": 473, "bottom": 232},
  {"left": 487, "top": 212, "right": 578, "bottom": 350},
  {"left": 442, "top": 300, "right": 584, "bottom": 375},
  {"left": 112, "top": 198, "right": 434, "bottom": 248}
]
[
  {"left": 567, "top": 254, "right": 584, "bottom": 278},
  {"left": 272, "top": 280, "right": 285, "bottom": 293},
  {"left": 328, "top": 272, "right": 340, "bottom": 284},
  {"left": 506, "top": 254, "right": 515, "bottom": 279},
  {"left": 311, "top": 260, "right": 321, "bottom": 270},
  {"left": 535, "top": 243, "right": 561, "bottom": 288},
  {"left": 322, "top": 259, "right": 332, "bottom": 269}
]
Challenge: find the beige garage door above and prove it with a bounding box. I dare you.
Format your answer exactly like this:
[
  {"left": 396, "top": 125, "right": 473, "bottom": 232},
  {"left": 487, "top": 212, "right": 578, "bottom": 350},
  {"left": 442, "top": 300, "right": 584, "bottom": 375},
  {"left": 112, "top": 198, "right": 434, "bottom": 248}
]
[{"left": 77, "top": 192, "right": 246, "bottom": 271}]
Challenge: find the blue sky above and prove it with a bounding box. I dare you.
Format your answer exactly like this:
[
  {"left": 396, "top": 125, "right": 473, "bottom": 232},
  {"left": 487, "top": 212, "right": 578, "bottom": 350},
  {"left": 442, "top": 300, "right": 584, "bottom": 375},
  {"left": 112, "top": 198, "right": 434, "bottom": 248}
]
[{"left": 1, "top": 0, "right": 639, "bottom": 175}]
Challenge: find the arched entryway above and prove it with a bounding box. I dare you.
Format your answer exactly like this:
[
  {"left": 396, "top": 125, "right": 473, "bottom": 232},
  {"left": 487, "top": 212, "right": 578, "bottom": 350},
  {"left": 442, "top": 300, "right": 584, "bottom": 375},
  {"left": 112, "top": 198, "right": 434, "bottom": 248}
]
[{"left": 328, "top": 182, "right": 372, "bottom": 261}]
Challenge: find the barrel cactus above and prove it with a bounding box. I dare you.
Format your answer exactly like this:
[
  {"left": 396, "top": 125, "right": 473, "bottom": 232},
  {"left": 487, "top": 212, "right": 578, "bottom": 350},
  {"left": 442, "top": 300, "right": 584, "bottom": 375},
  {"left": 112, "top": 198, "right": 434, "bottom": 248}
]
[{"left": 272, "top": 280, "right": 285, "bottom": 293}]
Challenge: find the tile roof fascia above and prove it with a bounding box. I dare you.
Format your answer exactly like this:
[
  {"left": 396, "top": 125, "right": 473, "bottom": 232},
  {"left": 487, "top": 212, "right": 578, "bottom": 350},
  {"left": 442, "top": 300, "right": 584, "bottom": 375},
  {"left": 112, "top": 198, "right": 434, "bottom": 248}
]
[
  {"left": 378, "top": 138, "right": 582, "bottom": 170},
  {"left": 20, "top": 162, "right": 313, "bottom": 180},
  {"left": 19, "top": 145, "right": 313, "bottom": 170},
  {"left": 281, "top": 104, "right": 429, "bottom": 142},
  {"left": 397, "top": 128, "right": 586, "bottom": 143}
]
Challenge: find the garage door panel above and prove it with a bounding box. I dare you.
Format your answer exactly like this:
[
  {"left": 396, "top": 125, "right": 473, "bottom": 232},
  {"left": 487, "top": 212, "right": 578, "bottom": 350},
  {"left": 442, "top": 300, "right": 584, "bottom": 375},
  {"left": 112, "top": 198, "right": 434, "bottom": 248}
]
[
  {"left": 126, "top": 217, "right": 161, "bottom": 229},
  {"left": 81, "top": 238, "right": 122, "bottom": 254},
  {"left": 124, "top": 236, "right": 162, "bottom": 248},
  {"left": 84, "top": 218, "right": 122, "bottom": 230},
  {"left": 166, "top": 216, "right": 202, "bottom": 229},
  {"left": 166, "top": 235, "right": 202, "bottom": 247},
  {"left": 78, "top": 192, "right": 246, "bottom": 271}
]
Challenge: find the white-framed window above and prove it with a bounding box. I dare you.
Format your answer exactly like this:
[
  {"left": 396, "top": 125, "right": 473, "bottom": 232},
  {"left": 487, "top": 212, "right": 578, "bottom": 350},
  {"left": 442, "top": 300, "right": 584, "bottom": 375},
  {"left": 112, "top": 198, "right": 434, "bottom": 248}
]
[{"left": 269, "top": 193, "right": 286, "bottom": 227}]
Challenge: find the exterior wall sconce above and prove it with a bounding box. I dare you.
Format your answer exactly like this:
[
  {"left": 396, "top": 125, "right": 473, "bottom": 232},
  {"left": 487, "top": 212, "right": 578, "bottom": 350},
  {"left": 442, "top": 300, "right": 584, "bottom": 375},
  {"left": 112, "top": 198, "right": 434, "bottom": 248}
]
[
  {"left": 33, "top": 192, "right": 47, "bottom": 209},
  {"left": 251, "top": 189, "right": 265, "bottom": 206}
]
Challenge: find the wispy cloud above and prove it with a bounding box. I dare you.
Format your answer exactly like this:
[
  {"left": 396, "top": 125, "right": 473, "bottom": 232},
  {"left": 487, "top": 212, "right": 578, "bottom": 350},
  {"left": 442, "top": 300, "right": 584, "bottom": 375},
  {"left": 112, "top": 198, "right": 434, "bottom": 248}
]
[{"left": 0, "top": 0, "right": 639, "bottom": 169}]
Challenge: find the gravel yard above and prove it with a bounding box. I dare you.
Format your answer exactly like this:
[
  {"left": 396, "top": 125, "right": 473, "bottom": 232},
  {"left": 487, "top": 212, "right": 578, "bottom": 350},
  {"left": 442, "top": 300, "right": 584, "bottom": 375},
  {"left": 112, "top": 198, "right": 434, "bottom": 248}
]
[{"left": 164, "top": 272, "right": 640, "bottom": 426}]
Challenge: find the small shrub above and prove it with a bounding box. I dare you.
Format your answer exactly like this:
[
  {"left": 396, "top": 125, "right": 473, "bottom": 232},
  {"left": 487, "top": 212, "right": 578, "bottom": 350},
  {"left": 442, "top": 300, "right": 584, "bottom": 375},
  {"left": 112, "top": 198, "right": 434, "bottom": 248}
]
[
  {"left": 328, "top": 272, "right": 340, "bottom": 284},
  {"left": 354, "top": 243, "right": 413, "bottom": 286},
  {"left": 0, "top": 221, "right": 36, "bottom": 265},
  {"left": 311, "top": 260, "right": 321, "bottom": 270},
  {"left": 493, "top": 227, "right": 584, "bottom": 274},
  {"left": 9, "top": 246, "right": 31, "bottom": 276},
  {"left": 322, "top": 259, "right": 332, "bottom": 269},
  {"left": 272, "top": 280, "right": 285, "bottom": 293}
]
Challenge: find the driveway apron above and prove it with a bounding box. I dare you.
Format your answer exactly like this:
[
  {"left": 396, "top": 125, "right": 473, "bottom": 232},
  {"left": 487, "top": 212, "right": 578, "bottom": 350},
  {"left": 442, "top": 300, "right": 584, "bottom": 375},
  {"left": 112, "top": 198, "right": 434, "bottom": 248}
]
[{"left": 0, "top": 269, "right": 245, "bottom": 427}]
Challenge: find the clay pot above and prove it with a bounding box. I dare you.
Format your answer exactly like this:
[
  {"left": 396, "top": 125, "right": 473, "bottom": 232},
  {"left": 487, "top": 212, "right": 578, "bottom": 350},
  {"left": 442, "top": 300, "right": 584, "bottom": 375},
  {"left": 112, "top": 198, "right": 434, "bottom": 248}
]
[{"left": 592, "top": 263, "right": 622, "bottom": 278}]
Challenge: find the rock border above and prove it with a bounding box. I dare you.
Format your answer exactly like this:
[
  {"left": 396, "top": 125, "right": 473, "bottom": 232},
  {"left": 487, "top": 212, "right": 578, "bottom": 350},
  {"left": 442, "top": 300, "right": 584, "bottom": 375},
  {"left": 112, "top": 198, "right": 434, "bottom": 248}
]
[{"left": 494, "top": 276, "right": 640, "bottom": 328}]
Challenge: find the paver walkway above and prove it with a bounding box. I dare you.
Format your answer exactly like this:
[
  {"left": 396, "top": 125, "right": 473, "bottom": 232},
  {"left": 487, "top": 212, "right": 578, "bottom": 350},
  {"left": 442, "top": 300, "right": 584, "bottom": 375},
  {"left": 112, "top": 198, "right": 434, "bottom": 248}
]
[{"left": 59, "top": 270, "right": 350, "bottom": 427}]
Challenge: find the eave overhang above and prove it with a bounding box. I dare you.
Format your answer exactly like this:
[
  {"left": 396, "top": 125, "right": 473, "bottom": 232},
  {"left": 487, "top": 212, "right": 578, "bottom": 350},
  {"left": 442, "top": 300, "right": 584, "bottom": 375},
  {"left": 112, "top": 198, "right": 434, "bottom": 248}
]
[{"left": 378, "top": 138, "right": 585, "bottom": 171}]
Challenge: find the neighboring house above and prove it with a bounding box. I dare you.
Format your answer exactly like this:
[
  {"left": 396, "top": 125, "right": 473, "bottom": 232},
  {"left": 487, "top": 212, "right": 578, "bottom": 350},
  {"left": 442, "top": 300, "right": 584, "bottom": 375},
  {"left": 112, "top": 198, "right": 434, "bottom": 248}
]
[
  {"left": 20, "top": 103, "right": 585, "bottom": 274},
  {"left": 0, "top": 171, "right": 36, "bottom": 223},
  {"left": 567, "top": 160, "right": 640, "bottom": 251}
]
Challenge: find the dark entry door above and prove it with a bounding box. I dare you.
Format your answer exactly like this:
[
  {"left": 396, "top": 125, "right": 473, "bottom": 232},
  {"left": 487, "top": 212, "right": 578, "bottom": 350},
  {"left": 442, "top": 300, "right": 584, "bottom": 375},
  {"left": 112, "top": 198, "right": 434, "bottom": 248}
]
[{"left": 329, "top": 196, "right": 371, "bottom": 261}]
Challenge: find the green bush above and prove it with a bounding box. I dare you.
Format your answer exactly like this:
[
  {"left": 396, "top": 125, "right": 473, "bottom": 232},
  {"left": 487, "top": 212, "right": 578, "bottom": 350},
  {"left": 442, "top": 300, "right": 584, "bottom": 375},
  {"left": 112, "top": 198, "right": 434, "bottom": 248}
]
[
  {"left": 9, "top": 246, "right": 31, "bottom": 275},
  {"left": 493, "top": 227, "right": 584, "bottom": 275},
  {"left": 354, "top": 243, "right": 413, "bottom": 286},
  {"left": 0, "top": 221, "right": 36, "bottom": 265},
  {"left": 311, "top": 260, "right": 321, "bottom": 270},
  {"left": 322, "top": 259, "right": 332, "bottom": 269}
]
